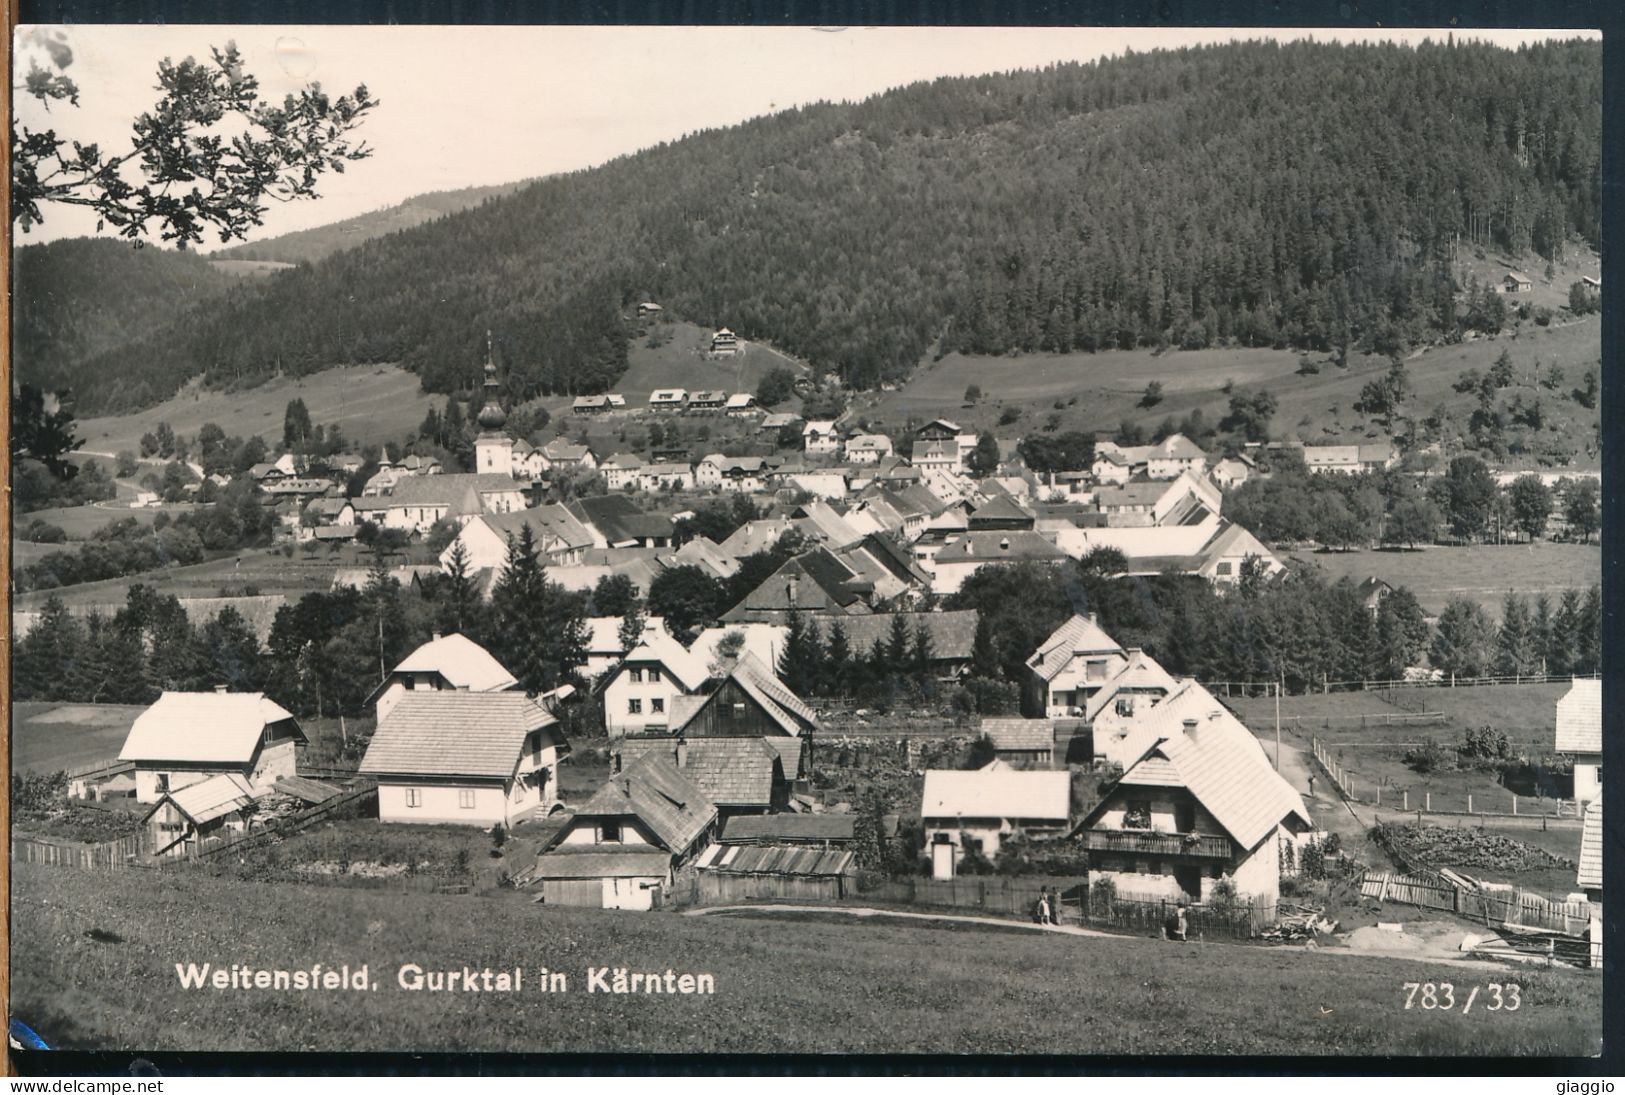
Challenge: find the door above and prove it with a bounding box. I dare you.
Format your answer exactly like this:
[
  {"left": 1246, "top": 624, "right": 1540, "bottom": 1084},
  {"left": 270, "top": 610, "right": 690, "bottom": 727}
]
[{"left": 1173, "top": 864, "right": 1202, "bottom": 902}]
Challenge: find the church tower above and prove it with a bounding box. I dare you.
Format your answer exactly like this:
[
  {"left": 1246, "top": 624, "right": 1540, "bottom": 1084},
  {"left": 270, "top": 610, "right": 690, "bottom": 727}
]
[{"left": 473, "top": 331, "right": 514, "bottom": 478}]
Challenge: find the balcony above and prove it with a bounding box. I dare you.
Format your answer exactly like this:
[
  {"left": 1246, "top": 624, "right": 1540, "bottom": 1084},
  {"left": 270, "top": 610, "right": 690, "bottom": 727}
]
[{"left": 1080, "top": 829, "right": 1234, "bottom": 859}]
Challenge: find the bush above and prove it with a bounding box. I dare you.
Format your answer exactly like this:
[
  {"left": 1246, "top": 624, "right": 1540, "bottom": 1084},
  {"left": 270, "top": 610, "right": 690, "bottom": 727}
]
[
  {"left": 1459, "top": 724, "right": 1512, "bottom": 762},
  {"left": 1088, "top": 876, "right": 1118, "bottom": 917},
  {"left": 997, "top": 407, "right": 1022, "bottom": 426},
  {"left": 1321, "top": 832, "right": 1342, "bottom": 857},
  {"left": 1207, "top": 877, "right": 1241, "bottom": 916},
  {"left": 1404, "top": 739, "right": 1454, "bottom": 773},
  {"left": 1299, "top": 839, "right": 1327, "bottom": 880}
]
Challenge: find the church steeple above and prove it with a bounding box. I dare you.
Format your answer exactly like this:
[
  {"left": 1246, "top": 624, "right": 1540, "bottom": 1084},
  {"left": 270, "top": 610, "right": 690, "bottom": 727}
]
[{"left": 476, "top": 330, "right": 507, "bottom": 433}]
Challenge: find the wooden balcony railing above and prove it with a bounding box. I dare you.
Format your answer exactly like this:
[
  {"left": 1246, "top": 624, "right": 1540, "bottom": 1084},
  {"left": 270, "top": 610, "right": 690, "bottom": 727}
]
[{"left": 1080, "top": 829, "right": 1234, "bottom": 859}]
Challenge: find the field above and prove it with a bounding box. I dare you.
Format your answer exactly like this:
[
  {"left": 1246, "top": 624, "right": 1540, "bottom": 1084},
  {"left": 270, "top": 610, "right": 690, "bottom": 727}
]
[
  {"left": 75, "top": 364, "right": 438, "bottom": 455},
  {"left": 862, "top": 307, "right": 1600, "bottom": 471},
  {"left": 206, "top": 259, "right": 298, "bottom": 278},
  {"left": 17, "top": 498, "right": 211, "bottom": 542},
  {"left": 10, "top": 862, "right": 1601, "bottom": 1055},
  {"left": 1289, "top": 543, "right": 1602, "bottom": 617},
  {"left": 11, "top": 702, "right": 149, "bottom": 775}
]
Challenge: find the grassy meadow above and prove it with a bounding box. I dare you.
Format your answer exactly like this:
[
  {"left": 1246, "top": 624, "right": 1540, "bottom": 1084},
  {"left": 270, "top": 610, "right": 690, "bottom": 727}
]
[
  {"left": 11, "top": 702, "right": 149, "bottom": 775},
  {"left": 10, "top": 862, "right": 1601, "bottom": 1055},
  {"left": 1289, "top": 543, "right": 1602, "bottom": 617}
]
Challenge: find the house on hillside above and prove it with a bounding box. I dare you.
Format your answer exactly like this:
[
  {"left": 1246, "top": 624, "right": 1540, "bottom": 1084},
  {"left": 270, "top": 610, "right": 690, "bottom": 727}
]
[
  {"left": 710, "top": 328, "right": 739, "bottom": 355},
  {"left": 533, "top": 752, "right": 718, "bottom": 909},
  {"left": 573, "top": 394, "right": 613, "bottom": 415},
  {"left": 439, "top": 504, "right": 596, "bottom": 576},
  {"left": 725, "top": 393, "right": 759, "bottom": 416},
  {"left": 1556, "top": 678, "right": 1601, "bottom": 808},
  {"left": 1578, "top": 802, "right": 1603, "bottom": 967},
  {"left": 803, "top": 420, "right": 840, "bottom": 456},
  {"left": 601, "top": 629, "right": 711, "bottom": 737},
  {"left": 600, "top": 452, "right": 645, "bottom": 491},
  {"left": 120, "top": 691, "right": 306, "bottom": 804},
  {"left": 1504, "top": 272, "right": 1533, "bottom": 294},
  {"left": 920, "top": 761, "right": 1071, "bottom": 877},
  {"left": 688, "top": 390, "right": 727, "bottom": 411},
  {"left": 1076, "top": 704, "right": 1312, "bottom": 908},
  {"left": 539, "top": 438, "right": 599, "bottom": 472},
  {"left": 366, "top": 632, "right": 518, "bottom": 723},
  {"left": 979, "top": 718, "right": 1055, "bottom": 768},
  {"left": 649, "top": 389, "right": 688, "bottom": 411},
  {"left": 359, "top": 691, "right": 568, "bottom": 827},
  {"left": 1026, "top": 614, "right": 1128, "bottom": 718},
  {"left": 843, "top": 434, "right": 893, "bottom": 464}
]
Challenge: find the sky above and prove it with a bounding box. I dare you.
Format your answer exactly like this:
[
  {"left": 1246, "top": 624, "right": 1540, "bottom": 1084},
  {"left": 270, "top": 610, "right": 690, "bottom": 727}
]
[{"left": 11, "top": 24, "right": 1602, "bottom": 251}]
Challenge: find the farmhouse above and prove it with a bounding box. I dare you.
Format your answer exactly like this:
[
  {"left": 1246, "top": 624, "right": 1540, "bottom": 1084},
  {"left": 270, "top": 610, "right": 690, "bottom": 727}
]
[
  {"left": 1026, "top": 613, "right": 1128, "bottom": 718},
  {"left": 710, "top": 328, "right": 739, "bottom": 355},
  {"left": 843, "top": 434, "right": 894, "bottom": 463},
  {"left": 1093, "top": 434, "right": 1208, "bottom": 481},
  {"left": 534, "top": 753, "right": 718, "bottom": 909},
  {"left": 1555, "top": 678, "right": 1601, "bottom": 807},
  {"left": 119, "top": 691, "right": 306, "bottom": 804},
  {"left": 1504, "top": 272, "right": 1533, "bottom": 293},
  {"left": 688, "top": 390, "right": 727, "bottom": 411},
  {"left": 572, "top": 394, "right": 612, "bottom": 415},
  {"left": 601, "top": 628, "right": 711, "bottom": 737},
  {"left": 359, "top": 691, "right": 568, "bottom": 827},
  {"left": 143, "top": 772, "right": 270, "bottom": 858},
  {"left": 920, "top": 761, "right": 1071, "bottom": 876},
  {"left": 666, "top": 652, "right": 820, "bottom": 739},
  {"left": 1076, "top": 703, "right": 1312, "bottom": 907},
  {"left": 721, "top": 547, "right": 884, "bottom": 621},
  {"left": 610, "top": 736, "right": 797, "bottom": 816},
  {"left": 725, "top": 393, "right": 759, "bottom": 415},
  {"left": 696, "top": 454, "right": 768, "bottom": 492},
  {"left": 365, "top": 632, "right": 518, "bottom": 723},
  {"left": 803, "top": 420, "right": 841, "bottom": 455},
  {"left": 600, "top": 452, "right": 645, "bottom": 491},
  {"left": 649, "top": 388, "right": 688, "bottom": 411}
]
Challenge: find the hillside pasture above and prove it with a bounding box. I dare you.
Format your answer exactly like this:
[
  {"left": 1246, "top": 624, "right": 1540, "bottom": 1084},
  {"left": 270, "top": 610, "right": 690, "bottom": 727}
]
[
  {"left": 206, "top": 259, "right": 298, "bottom": 278},
  {"left": 1288, "top": 542, "right": 1601, "bottom": 617},
  {"left": 9, "top": 862, "right": 1600, "bottom": 1055},
  {"left": 12, "top": 702, "right": 148, "bottom": 775},
  {"left": 76, "top": 364, "right": 437, "bottom": 455},
  {"left": 15, "top": 499, "right": 210, "bottom": 542}
]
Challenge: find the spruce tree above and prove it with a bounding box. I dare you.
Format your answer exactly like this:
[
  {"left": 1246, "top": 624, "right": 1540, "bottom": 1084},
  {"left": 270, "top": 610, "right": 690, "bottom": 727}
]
[
  {"left": 970, "top": 611, "right": 1000, "bottom": 679},
  {"left": 200, "top": 606, "right": 265, "bottom": 692},
  {"left": 1576, "top": 585, "right": 1602, "bottom": 675},
  {"left": 825, "top": 621, "right": 852, "bottom": 697},
  {"left": 16, "top": 595, "right": 86, "bottom": 700},
  {"left": 1494, "top": 593, "right": 1539, "bottom": 677},
  {"left": 1548, "top": 589, "right": 1581, "bottom": 676}
]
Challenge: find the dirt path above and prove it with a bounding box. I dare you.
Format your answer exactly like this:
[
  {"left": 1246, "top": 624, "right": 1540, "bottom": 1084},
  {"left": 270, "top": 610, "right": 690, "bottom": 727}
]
[
  {"left": 1273, "top": 741, "right": 1370, "bottom": 839},
  {"left": 682, "top": 904, "right": 1518, "bottom": 970}
]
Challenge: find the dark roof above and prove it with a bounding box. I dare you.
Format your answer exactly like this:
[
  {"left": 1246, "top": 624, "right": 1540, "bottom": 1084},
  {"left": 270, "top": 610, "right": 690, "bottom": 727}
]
[
  {"left": 723, "top": 549, "right": 869, "bottom": 620},
  {"left": 718, "top": 814, "right": 857, "bottom": 844},
  {"left": 530, "top": 847, "right": 673, "bottom": 879},
  {"left": 980, "top": 717, "right": 1055, "bottom": 752},
  {"left": 571, "top": 752, "right": 717, "bottom": 853},
  {"left": 566, "top": 495, "right": 675, "bottom": 545},
  {"left": 969, "top": 495, "right": 1034, "bottom": 525},
  {"left": 614, "top": 738, "right": 784, "bottom": 806}
]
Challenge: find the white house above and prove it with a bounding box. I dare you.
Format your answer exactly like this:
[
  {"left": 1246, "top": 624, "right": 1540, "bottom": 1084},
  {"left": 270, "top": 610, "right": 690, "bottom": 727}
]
[
  {"left": 843, "top": 434, "right": 894, "bottom": 464},
  {"left": 359, "top": 691, "right": 569, "bottom": 827},
  {"left": 1077, "top": 702, "right": 1312, "bottom": 908},
  {"left": 1093, "top": 434, "right": 1208, "bottom": 481},
  {"left": 1556, "top": 678, "right": 1601, "bottom": 807},
  {"left": 533, "top": 751, "right": 718, "bottom": 909},
  {"left": 600, "top": 453, "right": 645, "bottom": 491},
  {"left": 438, "top": 504, "right": 596, "bottom": 575},
  {"left": 1578, "top": 802, "right": 1603, "bottom": 968},
  {"left": 119, "top": 691, "right": 306, "bottom": 804},
  {"left": 365, "top": 632, "right": 518, "bottom": 723},
  {"left": 638, "top": 462, "right": 696, "bottom": 492},
  {"left": 920, "top": 760, "right": 1072, "bottom": 877},
  {"left": 601, "top": 628, "right": 711, "bottom": 737},
  {"left": 925, "top": 530, "right": 1070, "bottom": 595},
  {"left": 649, "top": 389, "right": 688, "bottom": 411},
  {"left": 803, "top": 420, "right": 840, "bottom": 455},
  {"left": 1026, "top": 613, "right": 1128, "bottom": 718},
  {"left": 580, "top": 616, "right": 672, "bottom": 680},
  {"left": 361, "top": 474, "right": 529, "bottom": 535}
]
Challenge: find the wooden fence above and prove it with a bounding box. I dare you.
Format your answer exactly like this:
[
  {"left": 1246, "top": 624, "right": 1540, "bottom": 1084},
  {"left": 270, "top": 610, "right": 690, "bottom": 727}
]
[
  {"left": 12, "top": 831, "right": 147, "bottom": 869},
  {"left": 190, "top": 782, "right": 378, "bottom": 860},
  {"left": 1361, "top": 870, "right": 1591, "bottom": 935},
  {"left": 1210, "top": 671, "right": 1599, "bottom": 698},
  {"left": 677, "top": 871, "right": 849, "bottom": 905},
  {"left": 1310, "top": 737, "right": 1578, "bottom": 819}
]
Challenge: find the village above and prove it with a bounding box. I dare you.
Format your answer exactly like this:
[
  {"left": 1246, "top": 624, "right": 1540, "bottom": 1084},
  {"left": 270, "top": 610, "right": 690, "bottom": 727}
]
[{"left": 13, "top": 331, "right": 1604, "bottom": 983}]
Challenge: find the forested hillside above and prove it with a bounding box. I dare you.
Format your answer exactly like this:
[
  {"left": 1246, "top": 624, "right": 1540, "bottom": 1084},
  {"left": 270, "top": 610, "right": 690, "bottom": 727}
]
[
  {"left": 47, "top": 37, "right": 1602, "bottom": 415},
  {"left": 213, "top": 179, "right": 532, "bottom": 266},
  {"left": 12, "top": 239, "right": 233, "bottom": 394}
]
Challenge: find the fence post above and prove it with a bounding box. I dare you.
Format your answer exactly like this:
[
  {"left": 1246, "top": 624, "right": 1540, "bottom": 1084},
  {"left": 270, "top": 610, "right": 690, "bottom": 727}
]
[
  {"left": 1468, "top": 795, "right": 1473, "bottom": 815},
  {"left": 1512, "top": 794, "right": 1518, "bottom": 816},
  {"left": 1402, "top": 790, "right": 1408, "bottom": 810},
  {"left": 1425, "top": 792, "right": 1431, "bottom": 812}
]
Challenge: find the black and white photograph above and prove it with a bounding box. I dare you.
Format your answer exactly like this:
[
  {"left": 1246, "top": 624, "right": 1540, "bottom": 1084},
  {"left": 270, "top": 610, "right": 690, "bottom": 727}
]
[{"left": 7, "top": 20, "right": 1608, "bottom": 1062}]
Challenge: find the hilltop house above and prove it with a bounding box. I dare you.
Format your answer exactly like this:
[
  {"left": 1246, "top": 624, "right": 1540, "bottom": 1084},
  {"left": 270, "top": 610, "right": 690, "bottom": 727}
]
[
  {"left": 601, "top": 629, "right": 711, "bottom": 737},
  {"left": 359, "top": 691, "right": 569, "bottom": 827},
  {"left": 533, "top": 752, "right": 718, "bottom": 909},
  {"left": 1076, "top": 701, "right": 1312, "bottom": 908},
  {"left": 120, "top": 691, "right": 306, "bottom": 804},
  {"left": 1555, "top": 678, "right": 1602, "bottom": 808},
  {"left": 365, "top": 632, "right": 518, "bottom": 723},
  {"left": 1026, "top": 614, "right": 1128, "bottom": 718},
  {"left": 920, "top": 760, "right": 1072, "bottom": 877}
]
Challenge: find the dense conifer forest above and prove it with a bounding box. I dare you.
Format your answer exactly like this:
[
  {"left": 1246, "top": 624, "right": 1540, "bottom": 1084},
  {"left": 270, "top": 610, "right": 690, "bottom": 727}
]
[{"left": 25, "top": 37, "right": 1601, "bottom": 416}]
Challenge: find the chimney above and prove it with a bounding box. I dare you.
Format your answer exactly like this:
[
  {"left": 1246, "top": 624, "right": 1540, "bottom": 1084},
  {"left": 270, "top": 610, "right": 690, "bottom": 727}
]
[
  {"left": 432, "top": 630, "right": 442, "bottom": 641},
  {"left": 1087, "top": 612, "right": 1097, "bottom": 625},
  {"left": 214, "top": 684, "right": 229, "bottom": 694},
  {"left": 1182, "top": 717, "right": 1200, "bottom": 744},
  {"left": 787, "top": 573, "right": 800, "bottom": 606},
  {"left": 675, "top": 736, "right": 689, "bottom": 770}
]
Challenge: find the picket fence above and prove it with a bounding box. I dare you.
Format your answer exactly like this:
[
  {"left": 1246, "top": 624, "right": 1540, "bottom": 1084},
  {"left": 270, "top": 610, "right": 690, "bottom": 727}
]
[
  {"left": 12, "top": 831, "right": 147, "bottom": 869},
  {"left": 1360, "top": 870, "right": 1591, "bottom": 935},
  {"left": 1210, "top": 671, "right": 1599, "bottom": 698}
]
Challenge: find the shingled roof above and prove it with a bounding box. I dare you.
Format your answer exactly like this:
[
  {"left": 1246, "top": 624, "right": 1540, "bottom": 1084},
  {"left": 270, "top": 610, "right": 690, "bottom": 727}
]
[
  {"left": 1026, "top": 614, "right": 1125, "bottom": 682},
  {"left": 120, "top": 692, "right": 303, "bottom": 765},
  {"left": 571, "top": 752, "right": 717, "bottom": 853},
  {"left": 1577, "top": 802, "right": 1603, "bottom": 891},
  {"left": 718, "top": 813, "right": 856, "bottom": 844},
  {"left": 614, "top": 737, "right": 784, "bottom": 807},
  {"left": 1555, "top": 679, "right": 1601, "bottom": 754},
  {"left": 358, "top": 692, "right": 563, "bottom": 780},
  {"left": 980, "top": 717, "right": 1055, "bottom": 752}
]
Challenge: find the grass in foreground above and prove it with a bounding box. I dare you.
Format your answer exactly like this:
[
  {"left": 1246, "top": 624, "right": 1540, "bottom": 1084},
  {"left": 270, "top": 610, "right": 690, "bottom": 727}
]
[{"left": 10, "top": 863, "right": 1600, "bottom": 1056}]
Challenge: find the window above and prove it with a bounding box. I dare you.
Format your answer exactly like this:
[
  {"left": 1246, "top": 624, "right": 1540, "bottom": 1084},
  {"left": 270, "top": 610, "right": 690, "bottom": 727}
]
[
  {"left": 405, "top": 788, "right": 422, "bottom": 808},
  {"left": 458, "top": 789, "right": 476, "bottom": 810},
  {"left": 629, "top": 667, "right": 644, "bottom": 683},
  {"left": 648, "top": 668, "right": 661, "bottom": 685},
  {"left": 600, "top": 820, "right": 622, "bottom": 843},
  {"left": 1216, "top": 561, "right": 1233, "bottom": 576},
  {"left": 1174, "top": 800, "right": 1196, "bottom": 834},
  {"left": 651, "top": 698, "right": 664, "bottom": 714},
  {"left": 1123, "top": 800, "right": 1152, "bottom": 830},
  {"left": 1115, "top": 696, "right": 1135, "bottom": 717},
  {"left": 403, "top": 676, "right": 416, "bottom": 690}
]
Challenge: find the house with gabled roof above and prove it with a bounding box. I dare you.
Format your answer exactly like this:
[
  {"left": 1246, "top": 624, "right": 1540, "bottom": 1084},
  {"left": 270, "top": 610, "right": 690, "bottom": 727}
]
[
  {"left": 600, "top": 452, "right": 645, "bottom": 491},
  {"left": 572, "top": 394, "right": 612, "bottom": 415},
  {"left": 921, "top": 760, "right": 1072, "bottom": 875},
  {"left": 1082, "top": 649, "right": 1180, "bottom": 731},
  {"left": 721, "top": 547, "right": 875, "bottom": 622},
  {"left": 539, "top": 437, "right": 598, "bottom": 471},
  {"left": 663, "top": 536, "right": 741, "bottom": 582},
  {"left": 360, "top": 473, "right": 530, "bottom": 535},
  {"left": 534, "top": 752, "right": 718, "bottom": 909},
  {"left": 688, "top": 390, "right": 727, "bottom": 410},
  {"left": 438, "top": 504, "right": 596, "bottom": 575},
  {"left": 365, "top": 632, "right": 518, "bottom": 723},
  {"left": 666, "top": 652, "right": 820, "bottom": 739},
  {"left": 843, "top": 433, "right": 894, "bottom": 464},
  {"left": 602, "top": 628, "right": 711, "bottom": 737},
  {"left": 1027, "top": 614, "right": 1129, "bottom": 718},
  {"left": 120, "top": 691, "right": 307, "bottom": 804},
  {"left": 1556, "top": 678, "right": 1601, "bottom": 807},
  {"left": 803, "top": 420, "right": 841, "bottom": 456},
  {"left": 566, "top": 494, "right": 675, "bottom": 549},
  {"left": 1076, "top": 699, "right": 1312, "bottom": 907},
  {"left": 979, "top": 718, "right": 1056, "bottom": 768},
  {"left": 649, "top": 388, "right": 688, "bottom": 411},
  {"left": 967, "top": 494, "right": 1035, "bottom": 531},
  {"left": 610, "top": 736, "right": 796, "bottom": 816},
  {"left": 927, "top": 531, "right": 1070, "bottom": 596},
  {"left": 580, "top": 616, "right": 671, "bottom": 680},
  {"left": 725, "top": 393, "right": 759, "bottom": 416},
  {"left": 359, "top": 691, "right": 569, "bottom": 827}
]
